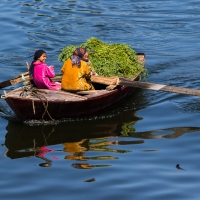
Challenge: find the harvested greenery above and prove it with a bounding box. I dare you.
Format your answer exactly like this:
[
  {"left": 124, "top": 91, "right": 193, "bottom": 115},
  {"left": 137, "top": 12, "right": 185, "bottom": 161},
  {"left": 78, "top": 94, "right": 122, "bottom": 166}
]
[{"left": 58, "top": 38, "right": 146, "bottom": 78}]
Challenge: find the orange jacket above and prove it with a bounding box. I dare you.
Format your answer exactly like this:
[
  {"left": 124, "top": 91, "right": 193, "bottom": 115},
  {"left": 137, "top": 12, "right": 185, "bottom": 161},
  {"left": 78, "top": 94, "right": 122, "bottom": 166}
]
[{"left": 61, "top": 59, "right": 94, "bottom": 92}]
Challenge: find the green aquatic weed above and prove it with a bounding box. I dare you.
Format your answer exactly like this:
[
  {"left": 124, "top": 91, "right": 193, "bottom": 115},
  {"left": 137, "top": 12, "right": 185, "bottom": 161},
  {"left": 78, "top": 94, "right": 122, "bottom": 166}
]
[{"left": 58, "top": 37, "right": 146, "bottom": 78}]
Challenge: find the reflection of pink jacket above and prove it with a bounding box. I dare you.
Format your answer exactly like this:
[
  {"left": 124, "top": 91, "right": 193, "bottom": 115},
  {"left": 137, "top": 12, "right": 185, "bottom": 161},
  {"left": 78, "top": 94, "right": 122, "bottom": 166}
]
[
  {"left": 38, "top": 146, "right": 58, "bottom": 160},
  {"left": 33, "top": 62, "right": 61, "bottom": 90}
]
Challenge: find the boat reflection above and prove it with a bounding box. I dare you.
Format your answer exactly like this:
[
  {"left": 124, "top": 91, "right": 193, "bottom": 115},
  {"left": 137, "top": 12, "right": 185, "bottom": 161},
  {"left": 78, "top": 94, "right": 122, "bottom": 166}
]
[
  {"left": 4, "top": 109, "right": 200, "bottom": 168},
  {"left": 4, "top": 110, "right": 143, "bottom": 168}
]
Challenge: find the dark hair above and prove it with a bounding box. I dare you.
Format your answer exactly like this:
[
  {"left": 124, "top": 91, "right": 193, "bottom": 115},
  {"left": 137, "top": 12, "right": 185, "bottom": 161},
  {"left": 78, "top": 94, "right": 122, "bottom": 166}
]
[
  {"left": 34, "top": 49, "right": 46, "bottom": 61},
  {"left": 30, "top": 49, "right": 46, "bottom": 78}
]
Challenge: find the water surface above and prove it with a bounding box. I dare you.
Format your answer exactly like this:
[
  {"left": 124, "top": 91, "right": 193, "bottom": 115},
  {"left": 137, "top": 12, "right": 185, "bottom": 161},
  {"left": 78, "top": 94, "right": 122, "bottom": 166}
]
[{"left": 1, "top": 0, "right": 200, "bottom": 199}]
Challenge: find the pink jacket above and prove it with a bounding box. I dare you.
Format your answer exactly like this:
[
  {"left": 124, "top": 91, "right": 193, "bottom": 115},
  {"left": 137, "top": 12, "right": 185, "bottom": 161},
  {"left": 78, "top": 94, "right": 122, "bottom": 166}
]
[{"left": 33, "top": 62, "right": 61, "bottom": 90}]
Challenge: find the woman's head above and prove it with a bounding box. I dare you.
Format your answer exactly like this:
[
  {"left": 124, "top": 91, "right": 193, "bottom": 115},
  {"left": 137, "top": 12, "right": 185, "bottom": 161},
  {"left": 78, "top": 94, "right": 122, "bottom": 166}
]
[
  {"left": 73, "top": 47, "right": 88, "bottom": 61},
  {"left": 71, "top": 47, "right": 88, "bottom": 67},
  {"left": 34, "top": 49, "right": 46, "bottom": 62}
]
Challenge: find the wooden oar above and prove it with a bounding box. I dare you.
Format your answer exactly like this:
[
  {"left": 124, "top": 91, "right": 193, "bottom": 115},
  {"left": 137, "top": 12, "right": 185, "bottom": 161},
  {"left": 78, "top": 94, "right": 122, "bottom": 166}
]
[
  {"left": 0, "top": 63, "right": 31, "bottom": 89},
  {"left": 0, "top": 72, "right": 31, "bottom": 89},
  {"left": 119, "top": 78, "right": 200, "bottom": 96},
  {"left": 90, "top": 76, "right": 200, "bottom": 96}
]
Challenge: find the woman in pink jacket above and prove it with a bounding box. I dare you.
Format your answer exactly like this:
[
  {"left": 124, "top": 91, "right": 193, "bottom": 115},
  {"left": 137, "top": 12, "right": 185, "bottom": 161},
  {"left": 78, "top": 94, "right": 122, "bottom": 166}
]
[{"left": 30, "top": 50, "right": 61, "bottom": 90}]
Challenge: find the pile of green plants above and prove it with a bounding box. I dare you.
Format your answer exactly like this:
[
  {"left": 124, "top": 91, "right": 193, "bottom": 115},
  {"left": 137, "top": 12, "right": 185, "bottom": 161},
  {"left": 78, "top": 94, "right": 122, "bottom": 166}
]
[{"left": 58, "top": 37, "right": 146, "bottom": 78}]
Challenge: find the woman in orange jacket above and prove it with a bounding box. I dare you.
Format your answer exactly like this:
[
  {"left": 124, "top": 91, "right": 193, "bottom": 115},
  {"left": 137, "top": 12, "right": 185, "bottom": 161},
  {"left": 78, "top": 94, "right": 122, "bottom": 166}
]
[{"left": 61, "top": 47, "right": 95, "bottom": 92}]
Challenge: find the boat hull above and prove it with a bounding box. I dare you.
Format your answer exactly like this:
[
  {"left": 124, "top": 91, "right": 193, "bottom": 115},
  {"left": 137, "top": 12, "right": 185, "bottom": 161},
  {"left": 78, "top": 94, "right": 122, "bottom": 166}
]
[{"left": 5, "top": 86, "right": 135, "bottom": 120}]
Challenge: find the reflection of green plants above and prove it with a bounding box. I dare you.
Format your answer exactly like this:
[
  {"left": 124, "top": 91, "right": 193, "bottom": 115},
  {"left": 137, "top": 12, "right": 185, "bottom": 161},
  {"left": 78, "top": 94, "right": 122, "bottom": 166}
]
[
  {"left": 121, "top": 122, "right": 136, "bottom": 136},
  {"left": 89, "top": 139, "right": 131, "bottom": 153},
  {"left": 58, "top": 37, "right": 146, "bottom": 78}
]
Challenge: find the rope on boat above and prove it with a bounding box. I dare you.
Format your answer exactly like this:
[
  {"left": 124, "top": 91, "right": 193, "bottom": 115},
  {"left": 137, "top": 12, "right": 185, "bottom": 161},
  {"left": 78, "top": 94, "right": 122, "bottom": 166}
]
[
  {"left": 20, "top": 85, "right": 55, "bottom": 121},
  {"left": 32, "top": 99, "right": 35, "bottom": 114}
]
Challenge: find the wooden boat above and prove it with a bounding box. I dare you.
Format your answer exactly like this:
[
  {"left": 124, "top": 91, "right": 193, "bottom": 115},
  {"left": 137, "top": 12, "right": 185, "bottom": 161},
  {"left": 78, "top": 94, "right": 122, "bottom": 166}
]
[{"left": 1, "top": 53, "right": 145, "bottom": 121}]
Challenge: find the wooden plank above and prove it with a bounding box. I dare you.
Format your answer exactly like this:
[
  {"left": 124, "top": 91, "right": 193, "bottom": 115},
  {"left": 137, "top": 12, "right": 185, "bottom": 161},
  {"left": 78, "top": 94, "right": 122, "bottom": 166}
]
[
  {"left": 76, "top": 90, "right": 98, "bottom": 95},
  {"left": 90, "top": 75, "right": 119, "bottom": 85}
]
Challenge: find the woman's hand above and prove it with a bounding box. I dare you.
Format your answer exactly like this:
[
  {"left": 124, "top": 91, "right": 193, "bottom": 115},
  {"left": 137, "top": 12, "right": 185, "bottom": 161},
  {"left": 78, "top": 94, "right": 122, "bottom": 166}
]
[{"left": 91, "top": 70, "right": 98, "bottom": 76}]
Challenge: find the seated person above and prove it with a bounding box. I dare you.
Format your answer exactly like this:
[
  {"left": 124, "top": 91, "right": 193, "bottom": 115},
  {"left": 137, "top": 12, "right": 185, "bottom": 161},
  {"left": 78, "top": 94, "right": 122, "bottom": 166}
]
[
  {"left": 30, "top": 49, "right": 61, "bottom": 90},
  {"left": 61, "top": 47, "right": 95, "bottom": 92}
]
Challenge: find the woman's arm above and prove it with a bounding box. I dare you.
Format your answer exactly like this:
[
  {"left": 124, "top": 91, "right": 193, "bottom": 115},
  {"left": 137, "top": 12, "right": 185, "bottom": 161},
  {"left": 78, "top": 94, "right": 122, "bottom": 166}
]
[{"left": 45, "top": 64, "right": 55, "bottom": 78}]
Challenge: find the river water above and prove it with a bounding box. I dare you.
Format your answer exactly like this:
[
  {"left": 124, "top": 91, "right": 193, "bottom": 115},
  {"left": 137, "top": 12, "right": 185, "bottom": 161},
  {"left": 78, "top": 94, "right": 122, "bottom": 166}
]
[{"left": 1, "top": 0, "right": 200, "bottom": 199}]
